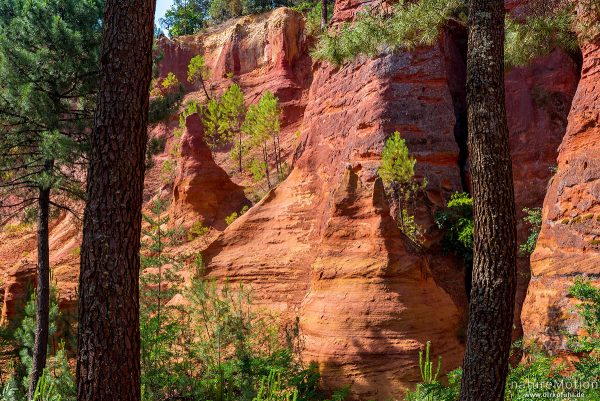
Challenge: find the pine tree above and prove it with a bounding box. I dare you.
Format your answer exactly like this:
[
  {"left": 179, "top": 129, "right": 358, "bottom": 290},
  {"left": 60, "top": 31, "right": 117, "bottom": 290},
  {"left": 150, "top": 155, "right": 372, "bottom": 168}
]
[
  {"left": 140, "top": 197, "right": 186, "bottom": 400},
  {"left": 0, "top": 1, "right": 102, "bottom": 397},
  {"left": 242, "top": 91, "right": 281, "bottom": 189},
  {"left": 209, "top": 0, "right": 243, "bottom": 23},
  {"left": 459, "top": 0, "right": 517, "bottom": 400},
  {"left": 203, "top": 98, "right": 231, "bottom": 148},
  {"left": 76, "top": 0, "right": 156, "bottom": 399},
  {"left": 160, "top": 0, "right": 209, "bottom": 37},
  {"left": 188, "top": 54, "right": 212, "bottom": 99},
  {"left": 221, "top": 84, "right": 246, "bottom": 172},
  {"left": 378, "top": 131, "right": 426, "bottom": 244}
]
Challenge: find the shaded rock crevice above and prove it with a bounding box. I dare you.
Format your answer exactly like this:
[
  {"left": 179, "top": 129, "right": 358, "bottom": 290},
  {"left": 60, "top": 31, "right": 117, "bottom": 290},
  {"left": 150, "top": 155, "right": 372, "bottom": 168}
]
[{"left": 442, "top": 22, "right": 470, "bottom": 194}]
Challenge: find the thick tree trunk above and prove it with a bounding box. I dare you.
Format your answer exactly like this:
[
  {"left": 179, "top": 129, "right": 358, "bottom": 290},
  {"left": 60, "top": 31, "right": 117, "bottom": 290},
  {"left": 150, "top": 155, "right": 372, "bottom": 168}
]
[
  {"left": 77, "top": 1, "right": 156, "bottom": 400},
  {"left": 28, "top": 181, "right": 51, "bottom": 400},
  {"left": 321, "top": 0, "right": 327, "bottom": 30},
  {"left": 459, "top": 1, "right": 517, "bottom": 401}
]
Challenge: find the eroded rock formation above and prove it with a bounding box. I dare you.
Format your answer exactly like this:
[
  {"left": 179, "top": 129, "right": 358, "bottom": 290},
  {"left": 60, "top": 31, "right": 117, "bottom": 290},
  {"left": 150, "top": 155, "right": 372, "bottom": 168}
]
[
  {"left": 0, "top": 2, "right": 596, "bottom": 399},
  {"left": 522, "top": 36, "right": 600, "bottom": 351}
]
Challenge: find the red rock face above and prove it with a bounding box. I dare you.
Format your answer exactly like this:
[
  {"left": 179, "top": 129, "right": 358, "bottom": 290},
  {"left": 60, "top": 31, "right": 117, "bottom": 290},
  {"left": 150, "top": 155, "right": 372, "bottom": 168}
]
[
  {"left": 0, "top": 2, "right": 591, "bottom": 398},
  {"left": 0, "top": 212, "right": 81, "bottom": 324},
  {"left": 505, "top": 49, "right": 580, "bottom": 337},
  {"left": 204, "top": 24, "right": 468, "bottom": 398},
  {"left": 522, "top": 37, "right": 600, "bottom": 351},
  {"left": 171, "top": 113, "right": 250, "bottom": 230}
]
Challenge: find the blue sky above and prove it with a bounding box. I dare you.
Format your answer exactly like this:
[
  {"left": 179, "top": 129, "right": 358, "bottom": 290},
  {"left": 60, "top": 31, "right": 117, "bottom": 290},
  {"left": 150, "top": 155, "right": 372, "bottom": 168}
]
[{"left": 155, "top": 0, "right": 174, "bottom": 27}]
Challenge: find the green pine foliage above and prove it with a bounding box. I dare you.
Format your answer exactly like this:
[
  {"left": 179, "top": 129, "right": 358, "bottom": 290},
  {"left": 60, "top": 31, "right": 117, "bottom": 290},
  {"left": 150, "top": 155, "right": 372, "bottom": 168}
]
[
  {"left": 140, "top": 197, "right": 188, "bottom": 401},
  {"left": 203, "top": 97, "right": 232, "bottom": 148},
  {"left": 435, "top": 192, "right": 474, "bottom": 265},
  {"left": 160, "top": 0, "right": 210, "bottom": 36},
  {"left": 519, "top": 207, "right": 542, "bottom": 256},
  {"left": 312, "top": 0, "right": 465, "bottom": 65},
  {"left": 505, "top": 8, "right": 578, "bottom": 68},
  {"left": 209, "top": 0, "right": 244, "bottom": 24},
  {"left": 149, "top": 71, "right": 186, "bottom": 124},
  {"left": 378, "top": 132, "right": 426, "bottom": 246},
  {"left": 137, "top": 228, "right": 348, "bottom": 401},
  {"left": 312, "top": 0, "right": 585, "bottom": 69},
  {"left": 1, "top": 292, "right": 76, "bottom": 401},
  {"left": 291, "top": 1, "right": 334, "bottom": 37},
  {"left": 188, "top": 54, "right": 212, "bottom": 99},
  {"left": 242, "top": 91, "right": 282, "bottom": 189},
  {"left": 221, "top": 84, "right": 247, "bottom": 172},
  {"left": 0, "top": 0, "right": 103, "bottom": 218}
]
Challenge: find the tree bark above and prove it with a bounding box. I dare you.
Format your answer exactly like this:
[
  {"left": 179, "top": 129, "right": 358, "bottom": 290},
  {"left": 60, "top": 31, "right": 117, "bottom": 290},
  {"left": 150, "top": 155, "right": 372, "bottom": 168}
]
[
  {"left": 28, "top": 176, "right": 52, "bottom": 400},
  {"left": 321, "top": 0, "right": 328, "bottom": 31},
  {"left": 77, "top": 1, "right": 156, "bottom": 400},
  {"left": 459, "top": 1, "right": 517, "bottom": 401}
]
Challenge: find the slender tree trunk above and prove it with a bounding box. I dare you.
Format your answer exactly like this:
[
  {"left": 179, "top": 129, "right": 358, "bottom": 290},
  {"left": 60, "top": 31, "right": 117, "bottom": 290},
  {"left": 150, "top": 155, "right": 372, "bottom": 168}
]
[
  {"left": 263, "top": 144, "right": 271, "bottom": 189},
  {"left": 321, "top": 0, "right": 328, "bottom": 31},
  {"left": 238, "top": 130, "right": 243, "bottom": 172},
  {"left": 200, "top": 77, "right": 211, "bottom": 100},
  {"left": 77, "top": 1, "right": 156, "bottom": 400},
  {"left": 459, "top": 1, "right": 517, "bottom": 400},
  {"left": 28, "top": 169, "right": 52, "bottom": 400},
  {"left": 272, "top": 136, "right": 281, "bottom": 178}
]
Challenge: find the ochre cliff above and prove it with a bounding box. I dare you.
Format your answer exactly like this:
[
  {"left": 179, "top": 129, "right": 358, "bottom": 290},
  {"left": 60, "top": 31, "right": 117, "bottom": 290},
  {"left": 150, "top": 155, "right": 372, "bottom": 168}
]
[
  {"left": 522, "top": 34, "right": 600, "bottom": 351},
  {"left": 0, "top": 1, "right": 596, "bottom": 399}
]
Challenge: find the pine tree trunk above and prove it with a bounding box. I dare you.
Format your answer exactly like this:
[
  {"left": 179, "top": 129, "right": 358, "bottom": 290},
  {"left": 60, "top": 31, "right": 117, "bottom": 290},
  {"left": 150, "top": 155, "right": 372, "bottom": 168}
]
[
  {"left": 321, "top": 0, "right": 327, "bottom": 31},
  {"left": 459, "top": 1, "right": 517, "bottom": 400},
  {"left": 28, "top": 178, "right": 52, "bottom": 400},
  {"left": 77, "top": 1, "right": 155, "bottom": 400},
  {"left": 263, "top": 144, "right": 271, "bottom": 189},
  {"left": 238, "top": 131, "right": 243, "bottom": 172}
]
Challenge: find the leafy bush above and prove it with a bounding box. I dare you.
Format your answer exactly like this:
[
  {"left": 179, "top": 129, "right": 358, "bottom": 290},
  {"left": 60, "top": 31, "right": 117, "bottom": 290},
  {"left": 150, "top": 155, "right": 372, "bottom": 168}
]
[
  {"left": 519, "top": 207, "right": 542, "bottom": 256},
  {"left": 148, "top": 85, "right": 185, "bottom": 124},
  {"left": 146, "top": 136, "right": 167, "bottom": 168},
  {"left": 568, "top": 278, "right": 599, "bottom": 357},
  {"left": 225, "top": 205, "right": 250, "bottom": 226},
  {"left": 249, "top": 159, "right": 267, "bottom": 182},
  {"left": 435, "top": 192, "right": 473, "bottom": 265},
  {"left": 226, "top": 211, "right": 239, "bottom": 226},
  {"left": 292, "top": 1, "right": 334, "bottom": 37},
  {"left": 188, "top": 219, "right": 210, "bottom": 241},
  {"left": 160, "top": 159, "right": 176, "bottom": 184},
  {"left": 312, "top": 0, "right": 583, "bottom": 69}
]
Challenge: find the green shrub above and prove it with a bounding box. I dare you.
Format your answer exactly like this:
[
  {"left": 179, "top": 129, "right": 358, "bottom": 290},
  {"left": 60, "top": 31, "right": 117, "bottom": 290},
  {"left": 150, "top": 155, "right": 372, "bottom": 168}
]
[
  {"left": 226, "top": 211, "right": 239, "bottom": 225},
  {"left": 1, "top": 292, "right": 75, "bottom": 401},
  {"left": 378, "top": 131, "right": 427, "bottom": 248},
  {"left": 312, "top": 0, "right": 465, "bottom": 65},
  {"left": 293, "top": 1, "right": 334, "bottom": 38},
  {"left": 435, "top": 192, "right": 473, "bottom": 265},
  {"left": 146, "top": 136, "right": 167, "bottom": 168},
  {"left": 519, "top": 207, "right": 542, "bottom": 256},
  {"left": 160, "top": 159, "right": 176, "bottom": 184},
  {"left": 249, "top": 158, "right": 267, "bottom": 182},
  {"left": 405, "top": 276, "right": 600, "bottom": 401},
  {"left": 188, "top": 219, "right": 210, "bottom": 241},
  {"left": 148, "top": 87, "right": 185, "bottom": 124}
]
